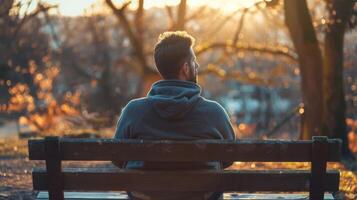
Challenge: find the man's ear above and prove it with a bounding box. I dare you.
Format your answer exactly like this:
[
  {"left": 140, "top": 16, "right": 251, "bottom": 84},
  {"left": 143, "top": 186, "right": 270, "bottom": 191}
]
[
  {"left": 178, "top": 62, "right": 189, "bottom": 80},
  {"left": 182, "top": 62, "right": 190, "bottom": 77}
]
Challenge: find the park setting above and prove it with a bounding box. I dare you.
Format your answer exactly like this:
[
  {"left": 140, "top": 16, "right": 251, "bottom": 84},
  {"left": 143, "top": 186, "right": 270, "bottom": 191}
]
[{"left": 0, "top": 0, "right": 357, "bottom": 199}]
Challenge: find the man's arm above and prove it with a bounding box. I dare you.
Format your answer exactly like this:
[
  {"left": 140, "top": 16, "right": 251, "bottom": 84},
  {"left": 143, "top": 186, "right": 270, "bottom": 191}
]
[
  {"left": 216, "top": 104, "right": 236, "bottom": 169},
  {"left": 112, "top": 106, "right": 131, "bottom": 168}
]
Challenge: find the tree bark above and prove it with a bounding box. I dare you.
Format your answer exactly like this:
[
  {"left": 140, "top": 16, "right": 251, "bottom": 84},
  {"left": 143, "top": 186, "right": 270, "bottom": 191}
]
[
  {"left": 135, "top": 0, "right": 144, "bottom": 41},
  {"left": 105, "top": 0, "right": 149, "bottom": 74},
  {"left": 176, "top": 0, "right": 187, "bottom": 30},
  {"left": 323, "top": 0, "right": 354, "bottom": 156},
  {"left": 106, "top": 0, "right": 160, "bottom": 99},
  {"left": 284, "top": 0, "right": 324, "bottom": 139}
]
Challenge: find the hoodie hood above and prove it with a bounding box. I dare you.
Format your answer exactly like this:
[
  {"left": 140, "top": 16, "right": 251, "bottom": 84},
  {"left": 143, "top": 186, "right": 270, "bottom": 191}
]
[{"left": 147, "top": 80, "right": 201, "bottom": 119}]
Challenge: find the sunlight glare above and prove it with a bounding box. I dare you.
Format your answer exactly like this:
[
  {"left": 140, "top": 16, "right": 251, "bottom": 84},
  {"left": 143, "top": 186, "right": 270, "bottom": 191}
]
[
  {"left": 191, "top": 0, "right": 262, "bottom": 12},
  {"left": 30, "top": 0, "right": 264, "bottom": 16},
  {"left": 44, "top": 0, "right": 98, "bottom": 16}
]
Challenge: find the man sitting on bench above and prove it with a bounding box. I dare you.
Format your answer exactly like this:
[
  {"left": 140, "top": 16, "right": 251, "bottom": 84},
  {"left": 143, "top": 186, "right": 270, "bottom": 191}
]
[{"left": 113, "top": 31, "right": 236, "bottom": 200}]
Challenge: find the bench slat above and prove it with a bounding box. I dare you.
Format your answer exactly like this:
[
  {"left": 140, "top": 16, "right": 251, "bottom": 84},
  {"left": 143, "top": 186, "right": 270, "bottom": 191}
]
[
  {"left": 36, "top": 192, "right": 336, "bottom": 200},
  {"left": 37, "top": 192, "right": 128, "bottom": 199},
  {"left": 28, "top": 139, "right": 341, "bottom": 162},
  {"left": 32, "top": 168, "right": 340, "bottom": 192}
]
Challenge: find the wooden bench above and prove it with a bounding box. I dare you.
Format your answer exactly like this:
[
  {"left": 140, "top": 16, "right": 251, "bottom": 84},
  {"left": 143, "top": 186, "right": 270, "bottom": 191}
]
[{"left": 28, "top": 136, "right": 341, "bottom": 200}]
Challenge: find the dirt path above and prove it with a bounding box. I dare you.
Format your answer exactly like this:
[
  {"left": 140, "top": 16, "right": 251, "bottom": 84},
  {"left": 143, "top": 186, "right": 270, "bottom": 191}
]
[
  {"left": 0, "top": 156, "right": 113, "bottom": 200},
  {"left": 0, "top": 157, "right": 39, "bottom": 200}
]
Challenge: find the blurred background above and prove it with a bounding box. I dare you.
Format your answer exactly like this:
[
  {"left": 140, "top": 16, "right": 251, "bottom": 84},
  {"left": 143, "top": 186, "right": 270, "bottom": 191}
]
[
  {"left": 1, "top": 1, "right": 357, "bottom": 198},
  {"left": 0, "top": 0, "right": 356, "bottom": 156}
]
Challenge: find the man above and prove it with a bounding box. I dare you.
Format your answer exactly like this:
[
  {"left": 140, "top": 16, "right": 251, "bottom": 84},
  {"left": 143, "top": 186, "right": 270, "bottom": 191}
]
[{"left": 114, "top": 31, "right": 235, "bottom": 200}]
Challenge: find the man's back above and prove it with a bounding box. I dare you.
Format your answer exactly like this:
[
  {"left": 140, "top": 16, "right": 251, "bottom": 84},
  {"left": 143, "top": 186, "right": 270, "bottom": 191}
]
[
  {"left": 114, "top": 31, "right": 235, "bottom": 200},
  {"left": 115, "top": 80, "right": 234, "bottom": 143},
  {"left": 114, "top": 80, "right": 235, "bottom": 200},
  {"left": 116, "top": 80, "right": 234, "bottom": 137}
]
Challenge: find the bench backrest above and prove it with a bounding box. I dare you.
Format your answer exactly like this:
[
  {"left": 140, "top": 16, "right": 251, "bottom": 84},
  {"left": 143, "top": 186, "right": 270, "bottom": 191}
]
[{"left": 28, "top": 136, "right": 341, "bottom": 200}]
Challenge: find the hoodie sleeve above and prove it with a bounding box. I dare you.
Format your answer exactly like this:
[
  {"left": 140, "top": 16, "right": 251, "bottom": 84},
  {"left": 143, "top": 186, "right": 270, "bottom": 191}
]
[
  {"left": 113, "top": 106, "right": 132, "bottom": 168},
  {"left": 215, "top": 103, "right": 236, "bottom": 141},
  {"left": 114, "top": 105, "right": 131, "bottom": 140},
  {"left": 214, "top": 102, "right": 236, "bottom": 169}
]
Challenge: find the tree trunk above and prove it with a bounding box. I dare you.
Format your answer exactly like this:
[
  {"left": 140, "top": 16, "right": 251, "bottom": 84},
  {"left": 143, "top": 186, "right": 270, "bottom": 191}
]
[
  {"left": 135, "top": 0, "right": 144, "bottom": 41},
  {"left": 323, "top": 0, "right": 354, "bottom": 156},
  {"left": 0, "top": 0, "right": 14, "bottom": 18},
  {"left": 105, "top": 0, "right": 148, "bottom": 73},
  {"left": 176, "top": 0, "right": 187, "bottom": 30},
  {"left": 284, "top": 0, "right": 324, "bottom": 139}
]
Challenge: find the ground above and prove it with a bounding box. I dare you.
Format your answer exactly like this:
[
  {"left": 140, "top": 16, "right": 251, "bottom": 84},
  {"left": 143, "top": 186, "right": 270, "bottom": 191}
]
[{"left": 0, "top": 137, "right": 356, "bottom": 200}]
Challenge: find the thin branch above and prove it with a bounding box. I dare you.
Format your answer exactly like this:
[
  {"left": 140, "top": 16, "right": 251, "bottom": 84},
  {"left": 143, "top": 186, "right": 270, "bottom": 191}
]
[
  {"left": 186, "top": 6, "right": 208, "bottom": 22},
  {"left": 39, "top": 4, "right": 61, "bottom": 49},
  {"left": 106, "top": 0, "right": 131, "bottom": 12},
  {"left": 199, "top": 64, "right": 298, "bottom": 87},
  {"left": 233, "top": 8, "right": 248, "bottom": 45},
  {"left": 176, "top": 0, "right": 187, "bottom": 30},
  {"left": 23, "top": 0, "right": 34, "bottom": 18},
  {"left": 135, "top": 0, "right": 144, "bottom": 40},
  {"left": 204, "top": 0, "right": 268, "bottom": 41},
  {"left": 0, "top": 0, "right": 16, "bottom": 18},
  {"left": 199, "top": 64, "right": 273, "bottom": 86},
  {"left": 196, "top": 42, "right": 298, "bottom": 62},
  {"left": 206, "top": 9, "right": 242, "bottom": 38},
  {"left": 12, "top": 3, "right": 56, "bottom": 41},
  {"left": 264, "top": 103, "right": 303, "bottom": 138},
  {"left": 165, "top": 5, "right": 175, "bottom": 29},
  {"left": 105, "top": 0, "right": 151, "bottom": 74}
]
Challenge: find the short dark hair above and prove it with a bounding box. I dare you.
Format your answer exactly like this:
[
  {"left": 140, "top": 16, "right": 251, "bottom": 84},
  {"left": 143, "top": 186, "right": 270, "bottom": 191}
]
[{"left": 154, "top": 31, "right": 195, "bottom": 79}]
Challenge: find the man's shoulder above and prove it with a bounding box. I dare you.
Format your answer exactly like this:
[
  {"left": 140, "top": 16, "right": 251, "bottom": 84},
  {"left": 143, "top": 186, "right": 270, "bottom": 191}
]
[
  {"left": 123, "top": 97, "right": 150, "bottom": 113},
  {"left": 127, "top": 97, "right": 148, "bottom": 106},
  {"left": 198, "top": 97, "right": 226, "bottom": 113}
]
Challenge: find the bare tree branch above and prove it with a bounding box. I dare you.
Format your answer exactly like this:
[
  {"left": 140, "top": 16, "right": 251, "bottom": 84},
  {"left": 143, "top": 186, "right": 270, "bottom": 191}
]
[
  {"left": 135, "top": 0, "right": 144, "bottom": 40},
  {"left": 199, "top": 64, "right": 298, "bottom": 87},
  {"left": 166, "top": 0, "right": 187, "bottom": 31},
  {"left": 0, "top": 0, "right": 15, "bottom": 18},
  {"left": 186, "top": 6, "right": 208, "bottom": 22},
  {"left": 199, "top": 64, "right": 273, "bottom": 86},
  {"left": 233, "top": 8, "right": 248, "bottom": 45},
  {"left": 39, "top": 4, "right": 61, "bottom": 49},
  {"left": 12, "top": 3, "right": 57, "bottom": 41},
  {"left": 165, "top": 5, "right": 175, "bottom": 29},
  {"left": 205, "top": 9, "right": 242, "bottom": 38},
  {"left": 176, "top": 0, "right": 187, "bottom": 30},
  {"left": 204, "top": 0, "right": 269, "bottom": 41},
  {"left": 196, "top": 42, "right": 298, "bottom": 62},
  {"left": 105, "top": 0, "right": 152, "bottom": 74}
]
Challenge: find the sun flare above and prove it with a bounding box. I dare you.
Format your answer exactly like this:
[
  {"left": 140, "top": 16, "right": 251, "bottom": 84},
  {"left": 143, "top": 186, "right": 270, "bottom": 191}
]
[{"left": 25, "top": 0, "right": 263, "bottom": 16}]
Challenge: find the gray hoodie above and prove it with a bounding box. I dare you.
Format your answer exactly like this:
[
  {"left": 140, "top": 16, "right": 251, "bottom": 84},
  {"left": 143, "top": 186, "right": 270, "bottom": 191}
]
[
  {"left": 115, "top": 80, "right": 235, "bottom": 141},
  {"left": 115, "top": 80, "right": 235, "bottom": 169},
  {"left": 114, "top": 80, "right": 235, "bottom": 199}
]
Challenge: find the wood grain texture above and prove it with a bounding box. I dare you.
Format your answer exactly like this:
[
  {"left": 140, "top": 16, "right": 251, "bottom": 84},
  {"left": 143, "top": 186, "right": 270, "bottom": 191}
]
[
  {"left": 44, "top": 137, "right": 64, "bottom": 200},
  {"left": 310, "top": 136, "right": 329, "bottom": 200},
  {"left": 28, "top": 138, "right": 341, "bottom": 162},
  {"left": 36, "top": 192, "right": 336, "bottom": 200},
  {"left": 32, "top": 168, "right": 340, "bottom": 192}
]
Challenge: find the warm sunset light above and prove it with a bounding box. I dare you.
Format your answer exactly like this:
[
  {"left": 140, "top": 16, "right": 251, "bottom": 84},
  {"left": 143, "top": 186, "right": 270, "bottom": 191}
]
[
  {"left": 34, "top": 0, "right": 263, "bottom": 16},
  {"left": 2, "top": 0, "right": 357, "bottom": 199}
]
